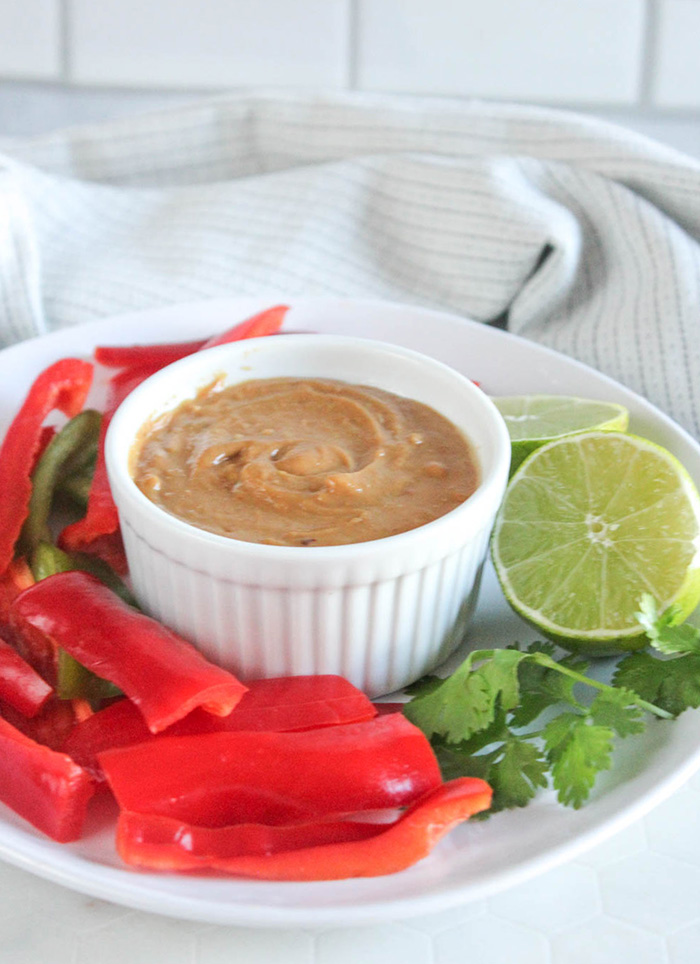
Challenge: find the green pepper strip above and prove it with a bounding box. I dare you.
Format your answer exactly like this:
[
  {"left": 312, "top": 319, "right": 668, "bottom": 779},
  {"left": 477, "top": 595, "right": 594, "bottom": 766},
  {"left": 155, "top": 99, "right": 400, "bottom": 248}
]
[
  {"left": 60, "top": 434, "right": 98, "bottom": 480},
  {"left": 58, "top": 467, "right": 95, "bottom": 508},
  {"left": 57, "top": 438, "right": 98, "bottom": 506},
  {"left": 69, "top": 552, "right": 138, "bottom": 608},
  {"left": 21, "top": 410, "right": 102, "bottom": 555},
  {"left": 30, "top": 542, "right": 125, "bottom": 703}
]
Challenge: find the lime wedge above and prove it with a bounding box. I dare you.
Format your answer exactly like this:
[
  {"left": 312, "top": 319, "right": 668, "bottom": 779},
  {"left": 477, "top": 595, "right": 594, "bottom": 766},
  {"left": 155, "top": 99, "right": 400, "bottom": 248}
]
[
  {"left": 491, "top": 431, "right": 700, "bottom": 654},
  {"left": 492, "top": 395, "right": 629, "bottom": 475}
]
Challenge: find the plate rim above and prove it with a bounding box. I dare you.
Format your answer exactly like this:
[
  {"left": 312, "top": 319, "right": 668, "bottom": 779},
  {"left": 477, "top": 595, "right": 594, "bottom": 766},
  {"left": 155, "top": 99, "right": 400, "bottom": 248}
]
[{"left": 1, "top": 295, "right": 700, "bottom": 927}]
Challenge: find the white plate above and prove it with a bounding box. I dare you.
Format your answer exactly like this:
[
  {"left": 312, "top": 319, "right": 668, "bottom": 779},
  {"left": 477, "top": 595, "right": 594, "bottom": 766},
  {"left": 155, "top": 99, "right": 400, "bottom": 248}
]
[{"left": 1, "top": 297, "right": 700, "bottom": 928}]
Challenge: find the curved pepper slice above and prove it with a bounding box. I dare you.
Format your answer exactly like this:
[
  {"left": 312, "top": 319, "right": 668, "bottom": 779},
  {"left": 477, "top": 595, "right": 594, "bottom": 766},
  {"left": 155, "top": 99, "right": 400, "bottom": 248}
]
[
  {"left": 0, "top": 638, "right": 53, "bottom": 717},
  {"left": 99, "top": 713, "right": 441, "bottom": 827},
  {"left": 94, "top": 304, "right": 289, "bottom": 369},
  {"left": 94, "top": 339, "right": 206, "bottom": 369},
  {"left": 200, "top": 304, "right": 288, "bottom": 349},
  {"left": 65, "top": 675, "right": 377, "bottom": 779},
  {"left": 116, "top": 777, "right": 492, "bottom": 879},
  {"left": 0, "top": 358, "right": 93, "bottom": 574},
  {"left": 177, "top": 673, "right": 376, "bottom": 734},
  {"left": 0, "top": 715, "right": 95, "bottom": 841},
  {"left": 10, "top": 571, "right": 247, "bottom": 733},
  {"left": 117, "top": 812, "right": 387, "bottom": 871}
]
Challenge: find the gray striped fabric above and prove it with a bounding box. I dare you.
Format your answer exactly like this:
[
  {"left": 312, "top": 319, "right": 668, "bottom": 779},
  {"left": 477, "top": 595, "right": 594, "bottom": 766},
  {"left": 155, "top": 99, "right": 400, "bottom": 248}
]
[{"left": 1, "top": 90, "right": 699, "bottom": 435}]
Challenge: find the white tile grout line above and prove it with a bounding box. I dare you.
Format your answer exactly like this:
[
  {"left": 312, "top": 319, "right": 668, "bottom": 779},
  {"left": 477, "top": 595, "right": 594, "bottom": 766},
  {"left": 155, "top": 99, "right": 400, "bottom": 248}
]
[
  {"left": 59, "top": 0, "right": 72, "bottom": 84},
  {"left": 639, "top": 0, "right": 661, "bottom": 108},
  {"left": 347, "top": 0, "right": 359, "bottom": 91}
]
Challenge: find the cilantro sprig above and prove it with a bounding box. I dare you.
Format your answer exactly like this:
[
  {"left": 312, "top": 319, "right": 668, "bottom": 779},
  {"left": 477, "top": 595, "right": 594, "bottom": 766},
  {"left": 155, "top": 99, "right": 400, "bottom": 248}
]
[
  {"left": 404, "top": 631, "right": 675, "bottom": 814},
  {"left": 613, "top": 595, "right": 700, "bottom": 716}
]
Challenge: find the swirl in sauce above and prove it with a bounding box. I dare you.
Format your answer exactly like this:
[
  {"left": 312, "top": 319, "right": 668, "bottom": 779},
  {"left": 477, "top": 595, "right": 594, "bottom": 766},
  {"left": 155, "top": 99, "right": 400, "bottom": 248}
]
[{"left": 133, "top": 377, "right": 479, "bottom": 547}]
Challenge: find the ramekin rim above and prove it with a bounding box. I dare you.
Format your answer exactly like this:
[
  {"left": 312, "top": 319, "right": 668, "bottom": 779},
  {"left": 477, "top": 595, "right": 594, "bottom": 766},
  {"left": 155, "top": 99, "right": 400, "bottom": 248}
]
[{"left": 105, "top": 333, "right": 512, "bottom": 561}]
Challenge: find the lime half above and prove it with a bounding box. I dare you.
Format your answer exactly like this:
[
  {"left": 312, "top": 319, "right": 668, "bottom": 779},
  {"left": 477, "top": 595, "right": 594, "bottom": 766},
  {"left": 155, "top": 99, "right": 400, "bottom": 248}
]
[
  {"left": 491, "top": 431, "right": 700, "bottom": 654},
  {"left": 493, "top": 395, "right": 629, "bottom": 475}
]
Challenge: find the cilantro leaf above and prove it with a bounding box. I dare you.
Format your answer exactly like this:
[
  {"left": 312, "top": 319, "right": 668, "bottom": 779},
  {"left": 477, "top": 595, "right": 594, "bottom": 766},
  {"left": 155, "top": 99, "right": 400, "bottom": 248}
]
[
  {"left": 488, "top": 737, "right": 549, "bottom": 810},
  {"left": 656, "top": 657, "right": 700, "bottom": 714},
  {"left": 433, "top": 743, "right": 493, "bottom": 784},
  {"left": 612, "top": 652, "right": 663, "bottom": 705},
  {"left": 614, "top": 651, "right": 700, "bottom": 717},
  {"left": 588, "top": 688, "right": 646, "bottom": 737},
  {"left": 511, "top": 644, "right": 589, "bottom": 727},
  {"left": 637, "top": 594, "right": 700, "bottom": 656},
  {"left": 543, "top": 714, "right": 614, "bottom": 809},
  {"left": 434, "top": 732, "right": 548, "bottom": 811},
  {"left": 403, "top": 648, "right": 525, "bottom": 743},
  {"left": 445, "top": 704, "right": 512, "bottom": 755}
]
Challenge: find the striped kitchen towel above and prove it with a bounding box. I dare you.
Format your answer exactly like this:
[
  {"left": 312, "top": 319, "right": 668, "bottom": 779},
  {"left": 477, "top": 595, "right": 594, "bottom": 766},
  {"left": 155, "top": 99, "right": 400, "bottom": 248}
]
[{"left": 1, "top": 89, "right": 699, "bottom": 435}]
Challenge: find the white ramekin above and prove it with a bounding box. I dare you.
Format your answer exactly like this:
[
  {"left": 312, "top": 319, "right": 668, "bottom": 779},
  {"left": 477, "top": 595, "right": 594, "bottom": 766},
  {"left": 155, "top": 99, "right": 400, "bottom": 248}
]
[{"left": 105, "top": 335, "right": 511, "bottom": 697}]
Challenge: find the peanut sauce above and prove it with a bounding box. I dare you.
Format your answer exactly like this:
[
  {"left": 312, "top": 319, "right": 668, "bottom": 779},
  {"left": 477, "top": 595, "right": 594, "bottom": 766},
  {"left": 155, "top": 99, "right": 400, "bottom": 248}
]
[{"left": 133, "top": 377, "right": 479, "bottom": 547}]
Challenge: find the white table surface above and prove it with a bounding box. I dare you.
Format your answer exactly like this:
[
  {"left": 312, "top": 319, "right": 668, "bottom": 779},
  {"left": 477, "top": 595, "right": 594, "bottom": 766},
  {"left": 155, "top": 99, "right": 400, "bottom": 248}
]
[{"left": 1, "top": 91, "right": 700, "bottom": 963}]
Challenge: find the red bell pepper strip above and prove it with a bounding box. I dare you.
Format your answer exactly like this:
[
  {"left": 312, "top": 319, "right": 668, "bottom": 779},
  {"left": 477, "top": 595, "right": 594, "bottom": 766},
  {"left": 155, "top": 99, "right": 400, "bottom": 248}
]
[
  {"left": 63, "top": 699, "right": 152, "bottom": 779},
  {"left": 200, "top": 304, "right": 288, "bottom": 349},
  {"left": 99, "top": 713, "right": 441, "bottom": 828},
  {"left": 117, "top": 811, "right": 387, "bottom": 871},
  {"left": 185, "top": 674, "right": 377, "bottom": 733},
  {"left": 10, "top": 571, "right": 248, "bottom": 733},
  {"left": 116, "top": 777, "right": 492, "bottom": 879},
  {"left": 0, "top": 715, "right": 95, "bottom": 842},
  {"left": 0, "top": 358, "right": 93, "bottom": 574},
  {"left": 0, "top": 558, "right": 34, "bottom": 630},
  {"left": 31, "top": 426, "right": 57, "bottom": 473},
  {"left": 94, "top": 340, "right": 206, "bottom": 369},
  {"left": 94, "top": 305, "right": 289, "bottom": 370},
  {"left": 65, "top": 676, "right": 377, "bottom": 780},
  {"left": 0, "top": 639, "right": 53, "bottom": 717},
  {"left": 0, "top": 697, "right": 79, "bottom": 751},
  {"left": 107, "top": 362, "right": 166, "bottom": 408}
]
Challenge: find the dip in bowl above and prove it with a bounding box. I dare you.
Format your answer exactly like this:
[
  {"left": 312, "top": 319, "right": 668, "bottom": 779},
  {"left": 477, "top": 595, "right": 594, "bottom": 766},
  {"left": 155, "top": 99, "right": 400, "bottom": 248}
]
[
  {"left": 106, "top": 335, "right": 511, "bottom": 696},
  {"left": 132, "top": 376, "right": 481, "bottom": 547}
]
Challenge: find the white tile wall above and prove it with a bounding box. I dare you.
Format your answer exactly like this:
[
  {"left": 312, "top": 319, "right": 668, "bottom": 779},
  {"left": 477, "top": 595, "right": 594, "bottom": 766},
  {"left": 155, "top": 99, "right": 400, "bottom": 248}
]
[
  {"left": 356, "top": 0, "right": 646, "bottom": 104},
  {"left": 0, "top": 1, "right": 699, "bottom": 121},
  {"left": 69, "top": 0, "right": 350, "bottom": 88},
  {"left": 0, "top": 0, "right": 61, "bottom": 80},
  {"left": 653, "top": 1, "right": 700, "bottom": 108}
]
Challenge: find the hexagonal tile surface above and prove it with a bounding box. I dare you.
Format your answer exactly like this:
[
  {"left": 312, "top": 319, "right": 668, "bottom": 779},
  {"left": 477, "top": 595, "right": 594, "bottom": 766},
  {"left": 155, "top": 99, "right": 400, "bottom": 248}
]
[
  {"left": 405, "top": 900, "right": 487, "bottom": 935},
  {"left": 668, "top": 921, "right": 700, "bottom": 964},
  {"left": 317, "top": 926, "right": 432, "bottom": 964},
  {"left": 488, "top": 863, "right": 600, "bottom": 934},
  {"left": 600, "top": 851, "right": 700, "bottom": 934},
  {"left": 551, "top": 919, "right": 666, "bottom": 964},
  {"left": 76, "top": 914, "right": 197, "bottom": 964},
  {"left": 0, "top": 918, "right": 78, "bottom": 964},
  {"left": 434, "top": 916, "right": 549, "bottom": 964},
  {"left": 197, "top": 927, "right": 315, "bottom": 964}
]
